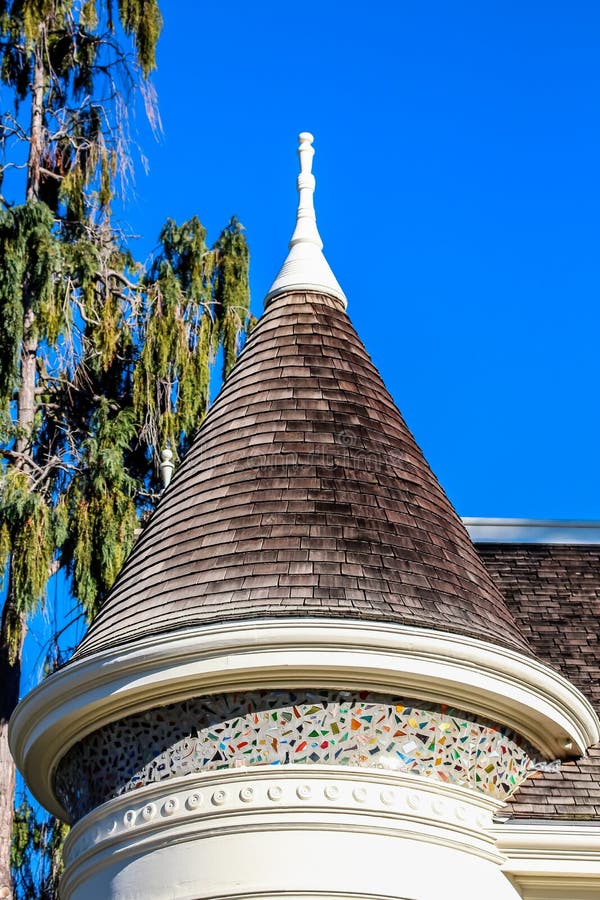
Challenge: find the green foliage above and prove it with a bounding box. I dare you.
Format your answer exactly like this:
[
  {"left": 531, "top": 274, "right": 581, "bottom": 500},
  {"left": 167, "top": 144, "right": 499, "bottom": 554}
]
[
  {"left": 213, "top": 216, "right": 251, "bottom": 378},
  {"left": 134, "top": 217, "right": 212, "bottom": 453},
  {"left": 64, "top": 402, "right": 138, "bottom": 618},
  {"left": 0, "top": 469, "right": 57, "bottom": 659},
  {"left": 0, "top": 203, "right": 60, "bottom": 403},
  {"left": 1, "top": 1, "right": 161, "bottom": 78},
  {"left": 1, "top": 1, "right": 162, "bottom": 225},
  {"left": 12, "top": 799, "right": 68, "bottom": 900},
  {"left": 4, "top": 473, "right": 52, "bottom": 611},
  {"left": 81, "top": 0, "right": 98, "bottom": 29},
  {"left": 117, "top": 0, "right": 162, "bottom": 76},
  {"left": 132, "top": 215, "right": 251, "bottom": 457},
  {"left": 66, "top": 236, "right": 134, "bottom": 373}
]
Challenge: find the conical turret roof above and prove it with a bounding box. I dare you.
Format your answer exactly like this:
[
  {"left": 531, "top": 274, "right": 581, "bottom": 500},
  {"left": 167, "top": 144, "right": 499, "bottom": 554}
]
[
  {"left": 75, "top": 323, "right": 530, "bottom": 658},
  {"left": 74, "top": 134, "right": 531, "bottom": 661}
]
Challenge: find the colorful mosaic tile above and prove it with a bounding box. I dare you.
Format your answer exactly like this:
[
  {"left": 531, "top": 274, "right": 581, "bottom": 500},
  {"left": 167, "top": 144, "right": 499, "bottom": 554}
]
[{"left": 55, "top": 690, "right": 542, "bottom": 821}]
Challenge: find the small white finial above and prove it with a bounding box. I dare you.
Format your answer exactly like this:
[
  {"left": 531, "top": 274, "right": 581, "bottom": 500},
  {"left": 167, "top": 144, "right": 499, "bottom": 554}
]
[
  {"left": 289, "top": 133, "right": 322, "bottom": 251},
  {"left": 265, "top": 132, "right": 346, "bottom": 307},
  {"left": 298, "top": 132, "right": 315, "bottom": 174},
  {"left": 160, "top": 446, "right": 174, "bottom": 489}
]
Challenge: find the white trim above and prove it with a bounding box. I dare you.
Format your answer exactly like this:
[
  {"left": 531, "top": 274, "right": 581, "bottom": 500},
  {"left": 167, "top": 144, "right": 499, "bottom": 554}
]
[
  {"left": 464, "top": 517, "right": 600, "bottom": 545},
  {"left": 10, "top": 618, "right": 599, "bottom": 821},
  {"left": 60, "top": 767, "right": 507, "bottom": 900},
  {"left": 503, "top": 881, "right": 600, "bottom": 900},
  {"left": 493, "top": 822, "right": 600, "bottom": 898},
  {"left": 160, "top": 895, "right": 415, "bottom": 900}
]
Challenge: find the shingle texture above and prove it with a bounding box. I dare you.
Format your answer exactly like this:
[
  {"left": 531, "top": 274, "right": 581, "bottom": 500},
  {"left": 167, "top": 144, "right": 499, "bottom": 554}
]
[
  {"left": 74, "top": 292, "right": 530, "bottom": 659},
  {"left": 478, "top": 544, "right": 600, "bottom": 820},
  {"left": 499, "top": 747, "right": 600, "bottom": 820}
]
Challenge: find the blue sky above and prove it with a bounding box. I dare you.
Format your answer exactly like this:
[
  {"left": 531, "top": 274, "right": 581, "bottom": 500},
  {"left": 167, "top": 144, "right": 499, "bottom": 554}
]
[{"left": 123, "top": 0, "right": 600, "bottom": 519}]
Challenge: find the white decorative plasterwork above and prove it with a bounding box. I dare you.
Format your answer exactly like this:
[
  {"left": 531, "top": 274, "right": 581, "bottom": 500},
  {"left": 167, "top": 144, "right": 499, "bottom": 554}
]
[
  {"left": 10, "top": 618, "right": 599, "bottom": 821},
  {"left": 493, "top": 822, "right": 600, "bottom": 899},
  {"left": 265, "top": 133, "right": 347, "bottom": 307},
  {"left": 60, "top": 766, "right": 506, "bottom": 900}
]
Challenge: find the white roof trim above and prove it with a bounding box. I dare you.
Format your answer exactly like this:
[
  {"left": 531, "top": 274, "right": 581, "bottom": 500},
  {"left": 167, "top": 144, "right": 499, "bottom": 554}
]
[
  {"left": 463, "top": 518, "right": 600, "bottom": 545},
  {"left": 265, "top": 133, "right": 347, "bottom": 308}
]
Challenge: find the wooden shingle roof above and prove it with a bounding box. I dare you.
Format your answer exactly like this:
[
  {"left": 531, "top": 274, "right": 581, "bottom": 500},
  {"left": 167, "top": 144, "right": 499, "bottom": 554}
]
[
  {"left": 74, "top": 291, "right": 531, "bottom": 659},
  {"left": 500, "top": 746, "right": 600, "bottom": 820},
  {"left": 479, "top": 544, "right": 600, "bottom": 820}
]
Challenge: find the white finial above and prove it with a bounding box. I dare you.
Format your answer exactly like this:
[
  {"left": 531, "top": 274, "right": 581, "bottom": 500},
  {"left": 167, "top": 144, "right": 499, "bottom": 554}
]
[
  {"left": 289, "top": 133, "right": 322, "bottom": 251},
  {"left": 160, "top": 446, "right": 174, "bottom": 489},
  {"left": 265, "top": 132, "right": 346, "bottom": 307}
]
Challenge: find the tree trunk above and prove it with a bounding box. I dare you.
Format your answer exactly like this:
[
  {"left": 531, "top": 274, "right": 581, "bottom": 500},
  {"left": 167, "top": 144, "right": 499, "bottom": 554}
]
[
  {"left": 14, "top": 302, "right": 37, "bottom": 466},
  {"left": 4, "top": 167, "right": 40, "bottom": 900},
  {"left": 0, "top": 584, "right": 21, "bottom": 900},
  {"left": 16, "top": 34, "right": 43, "bottom": 463},
  {"left": 14, "top": 306, "right": 37, "bottom": 464},
  {"left": 0, "top": 716, "right": 16, "bottom": 900},
  {"left": 0, "top": 36, "right": 46, "bottom": 897},
  {"left": 26, "top": 43, "right": 45, "bottom": 204},
  {"left": 1, "top": 282, "right": 39, "bottom": 900}
]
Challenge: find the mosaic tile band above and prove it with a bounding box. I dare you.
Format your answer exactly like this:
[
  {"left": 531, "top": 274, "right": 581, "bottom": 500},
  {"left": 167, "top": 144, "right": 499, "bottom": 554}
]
[{"left": 55, "top": 690, "right": 541, "bottom": 821}]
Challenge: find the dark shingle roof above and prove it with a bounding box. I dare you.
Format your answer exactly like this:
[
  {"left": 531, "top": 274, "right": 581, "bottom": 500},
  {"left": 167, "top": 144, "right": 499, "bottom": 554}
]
[
  {"left": 500, "top": 746, "right": 600, "bottom": 820},
  {"left": 478, "top": 544, "right": 600, "bottom": 821},
  {"left": 74, "top": 292, "right": 530, "bottom": 659},
  {"left": 478, "top": 544, "right": 600, "bottom": 709}
]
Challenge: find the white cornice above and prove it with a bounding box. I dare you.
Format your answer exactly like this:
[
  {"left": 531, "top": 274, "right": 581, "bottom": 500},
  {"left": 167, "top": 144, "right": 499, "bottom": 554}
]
[
  {"left": 493, "top": 822, "right": 600, "bottom": 898},
  {"left": 494, "top": 821, "right": 600, "bottom": 858},
  {"left": 10, "top": 618, "right": 599, "bottom": 821},
  {"left": 464, "top": 517, "right": 600, "bottom": 545}
]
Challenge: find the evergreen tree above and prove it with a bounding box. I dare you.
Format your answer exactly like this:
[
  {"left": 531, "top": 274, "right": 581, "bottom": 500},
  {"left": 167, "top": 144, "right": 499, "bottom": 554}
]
[{"left": 0, "top": 3, "right": 252, "bottom": 895}]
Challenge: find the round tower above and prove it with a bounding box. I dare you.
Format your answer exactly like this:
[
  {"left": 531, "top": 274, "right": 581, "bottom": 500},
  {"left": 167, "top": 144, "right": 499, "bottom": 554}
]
[{"left": 10, "top": 134, "right": 599, "bottom": 900}]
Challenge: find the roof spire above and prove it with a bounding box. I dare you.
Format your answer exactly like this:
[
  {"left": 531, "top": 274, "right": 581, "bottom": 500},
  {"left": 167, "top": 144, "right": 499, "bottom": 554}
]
[{"left": 265, "top": 132, "right": 347, "bottom": 308}]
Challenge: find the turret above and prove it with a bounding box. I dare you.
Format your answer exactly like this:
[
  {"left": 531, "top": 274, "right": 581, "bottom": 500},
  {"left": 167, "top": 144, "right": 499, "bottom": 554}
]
[{"left": 10, "top": 134, "right": 598, "bottom": 900}]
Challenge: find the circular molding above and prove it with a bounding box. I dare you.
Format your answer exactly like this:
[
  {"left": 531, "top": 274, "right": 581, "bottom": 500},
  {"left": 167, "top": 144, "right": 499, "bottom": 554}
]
[
  {"left": 62, "top": 766, "right": 506, "bottom": 876},
  {"left": 431, "top": 798, "right": 445, "bottom": 816},
  {"left": 141, "top": 803, "right": 156, "bottom": 822},
  {"left": 380, "top": 789, "right": 395, "bottom": 807},
  {"left": 163, "top": 797, "right": 179, "bottom": 816},
  {"left": 9, "top": 617, "right": 599, "bottom": 820},
  {"left": 186, "top": 792, "right": 202, "bottom": 810},
  {"left": 476, "top": 812, "right": 489, "bottom": 829}
]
